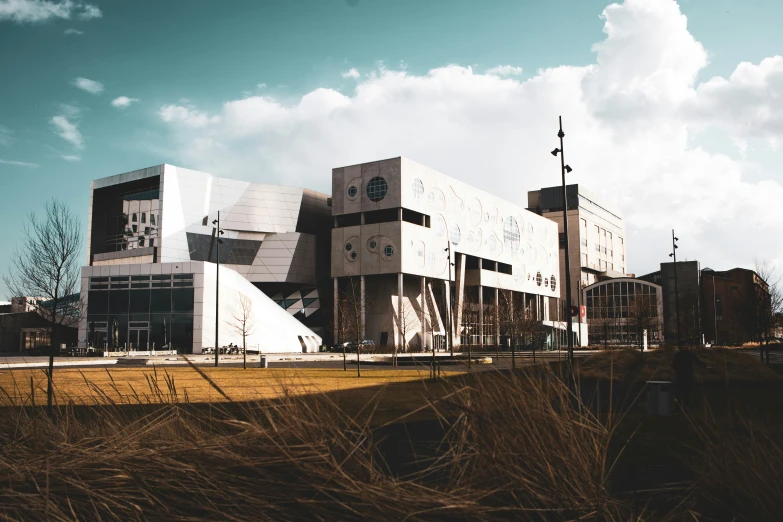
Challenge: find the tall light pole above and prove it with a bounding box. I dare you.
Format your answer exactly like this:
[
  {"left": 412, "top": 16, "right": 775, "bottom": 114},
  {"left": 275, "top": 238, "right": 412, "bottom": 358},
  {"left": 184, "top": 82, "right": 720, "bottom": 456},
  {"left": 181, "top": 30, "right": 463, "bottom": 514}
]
[
  {"left": 445, "top": 242, "right": 454, "bottom": 358},
  {"left": 551, "top": 116, "right": 575, "bottom": 365},
  {"left": 668, "top": 230, "right": 681, "bottom": 349},
  {"left": 212, "top": 212, "right": 224, "bottom": 367}
]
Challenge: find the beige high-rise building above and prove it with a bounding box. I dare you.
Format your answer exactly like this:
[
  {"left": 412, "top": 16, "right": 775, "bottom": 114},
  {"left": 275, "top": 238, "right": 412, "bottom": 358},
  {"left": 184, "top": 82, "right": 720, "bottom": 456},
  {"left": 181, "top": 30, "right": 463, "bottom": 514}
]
[{"left": 528, "top": 184, "right": 627, "bottom": 318}]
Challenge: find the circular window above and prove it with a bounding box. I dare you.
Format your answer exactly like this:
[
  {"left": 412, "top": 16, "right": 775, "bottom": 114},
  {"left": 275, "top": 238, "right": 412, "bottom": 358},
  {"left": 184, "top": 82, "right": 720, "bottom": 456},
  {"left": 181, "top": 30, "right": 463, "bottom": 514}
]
[
  {"left": 351, "top": 252, "right": 357, "bottom": 260},
  {"left": 504, "top": 216, "right": 520, "bottom": 252},
  {"left": 434, "top": 215, "right": 447, "bottom": 238},
  {"left": 450, "top": 223, "right": 461, "bottom": 245},
  {"left": 428, "top": 190, "right": 445, "bottom": 209},
  {"left": 384, "top": 245, "right": 394, "bottom": 257},
  {"left": 427, "top": 252, "right": 435, "bottom": 266},
  {"left": 368, "top": 239, "right": 377, "bottom": 249},
  {"left": 467, "top": 229, "right": 482, "bottom": 251},
  {"left": 536, "top": 272, "right": 542, "bottom": 286},
  {"left": 345, "top": 242, "right": 353, "bottom": 252},
  {"left": 412, "top": 178, "right": 424, "bottom": 199},
  {"left": 488, "top": 234, "right": 498, "bottom": 253},
  {"left": 347, "top": 186, "right": 358, "bottom": 198},
  {"left": 544, "top": 277, "right": 549, "bottom": 288},
  {"left": 550, "top": 275, "right": 557, "bottom": 292},
  {"left": 367, "top": 177, "right": 388, "bottom": 202},
  {"left": 468, "top": 198, "right": 482, "bottom": 226}
]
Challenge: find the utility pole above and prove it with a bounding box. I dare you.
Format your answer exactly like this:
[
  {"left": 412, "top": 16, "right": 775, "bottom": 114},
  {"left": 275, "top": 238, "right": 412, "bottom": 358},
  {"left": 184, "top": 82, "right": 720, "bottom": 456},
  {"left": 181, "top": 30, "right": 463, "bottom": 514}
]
[
  {"left": 669, "top": 230, "right": 681, "bottom": 348},
  {"left": 212, "top": 211, "right": 224, "bottom": 367},
  {"left": 551, "top": 116, "right": 575, "bottom": 365}
]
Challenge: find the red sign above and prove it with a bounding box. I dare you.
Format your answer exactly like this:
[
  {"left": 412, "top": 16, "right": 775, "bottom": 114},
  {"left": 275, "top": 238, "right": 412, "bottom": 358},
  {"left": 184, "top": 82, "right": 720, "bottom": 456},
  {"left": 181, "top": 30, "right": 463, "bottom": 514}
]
[{"left": 580, "top": 305, "right": 586, "bottom": 321}]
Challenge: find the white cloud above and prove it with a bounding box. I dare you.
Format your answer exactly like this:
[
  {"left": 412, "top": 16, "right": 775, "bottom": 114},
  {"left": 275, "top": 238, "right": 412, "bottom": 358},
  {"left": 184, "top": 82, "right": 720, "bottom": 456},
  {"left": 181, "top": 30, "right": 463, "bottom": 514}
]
[
  {"left": 257, "top": 83, "right": 267, "bottom": 89},
  {"left": 111, "top": 96, "right": 139, "bottom": 108},
  {"left": 157, "top": 0, "right": 783, "bottom": 275},
  {"left": 485, "top": 65, "right": 523, "bottom": 76},
  {"left": 159, "top": 104, "right": 220, "bottom": 128},
  {"left": 341, "top": 68, "right": 360, "bottom": 79},
  {"left": 61, "top": 154, "right": 80, "bottom": 161},
  {"left": 71, "top": 77, "right": 103, "bottom": 94},
  {"left": 63, "top": 27, "right": 82, "bottom": 35},
  {"left": 0, "top": 159, "right": 37, "bottom": 167},
  {"left": 51, "top": 115, "right": 83, "bottom": 149},
  {"left": 0, "top": 125, "right": 13, "bottom": 147},
  {"left": 0, "top": 0, "right": 102, "bottom": 24}
]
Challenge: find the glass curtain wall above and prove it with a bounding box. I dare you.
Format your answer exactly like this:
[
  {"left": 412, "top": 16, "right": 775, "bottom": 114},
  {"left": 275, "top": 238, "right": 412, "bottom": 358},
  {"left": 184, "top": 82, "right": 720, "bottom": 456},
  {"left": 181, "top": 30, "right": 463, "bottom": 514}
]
[
  {"left": 585, "top": 280, "right": 661, "bottom": 345},
  {"left": 86, "top": 273, "right": 194, "bottom": 353}
]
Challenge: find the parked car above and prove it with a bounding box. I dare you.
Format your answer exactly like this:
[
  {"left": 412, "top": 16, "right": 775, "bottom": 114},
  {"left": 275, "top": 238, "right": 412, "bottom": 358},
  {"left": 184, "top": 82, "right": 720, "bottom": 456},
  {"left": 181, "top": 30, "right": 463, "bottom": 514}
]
[{"left": 344, "top": 340, "right": 376, "bottom": 353}]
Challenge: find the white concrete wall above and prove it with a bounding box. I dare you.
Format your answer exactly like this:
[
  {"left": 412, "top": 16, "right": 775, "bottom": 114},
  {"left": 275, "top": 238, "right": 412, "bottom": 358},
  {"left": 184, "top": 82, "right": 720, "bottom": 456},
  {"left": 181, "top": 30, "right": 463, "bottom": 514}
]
[{"left": 200, "top": 262, "right": 322, "bottom": 353}]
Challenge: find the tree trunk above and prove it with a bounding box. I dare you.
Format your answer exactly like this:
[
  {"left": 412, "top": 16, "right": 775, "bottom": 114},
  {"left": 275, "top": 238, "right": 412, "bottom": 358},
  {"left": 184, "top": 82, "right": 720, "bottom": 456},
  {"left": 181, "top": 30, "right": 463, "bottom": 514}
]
[
  {"left": 47, "top": 304, "right": 57, "bottom": 415},
  {"left": 243, "top": 332, "right": 246, "bottom": 370}
]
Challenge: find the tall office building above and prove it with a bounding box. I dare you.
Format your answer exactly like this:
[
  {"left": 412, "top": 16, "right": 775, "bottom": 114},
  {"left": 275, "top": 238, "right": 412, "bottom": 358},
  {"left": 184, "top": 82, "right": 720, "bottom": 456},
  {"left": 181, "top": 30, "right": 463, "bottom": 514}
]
[
  {"left": 528, "top": 185, "right": 627, "bottom": 316},
  {"left": 331, "top": 157, "right": 568, "bottom": 351},
  {"left": 79, "top": 164, "right": 330, "bottom": 353}
]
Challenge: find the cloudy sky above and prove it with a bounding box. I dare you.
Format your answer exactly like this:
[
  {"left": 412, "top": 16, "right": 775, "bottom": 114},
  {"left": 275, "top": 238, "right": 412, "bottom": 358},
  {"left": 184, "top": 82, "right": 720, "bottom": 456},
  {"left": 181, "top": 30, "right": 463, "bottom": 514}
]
[{"left": 1, "top": 0, "right": 782, "bottom": 296}]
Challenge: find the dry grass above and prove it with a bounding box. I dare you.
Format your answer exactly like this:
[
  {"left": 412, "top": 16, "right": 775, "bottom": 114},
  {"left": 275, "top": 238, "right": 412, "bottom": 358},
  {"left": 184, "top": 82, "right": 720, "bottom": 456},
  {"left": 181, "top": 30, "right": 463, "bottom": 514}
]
[{"left": 0, "top": 353, "right": 780, "bottom": 520}]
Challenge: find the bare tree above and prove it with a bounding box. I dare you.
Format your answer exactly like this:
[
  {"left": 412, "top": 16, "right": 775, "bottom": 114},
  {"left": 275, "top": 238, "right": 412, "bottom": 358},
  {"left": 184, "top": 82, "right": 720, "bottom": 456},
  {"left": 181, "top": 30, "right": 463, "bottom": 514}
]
[
  {"left": 340, "top": 277, "right": 366, "bottom": 377},
  {"left": 591, "top": 294, "right": 617, "bottom": 350},
  {"left": 4, "top": 200, "right": 82, "bottom": 413},
  {"left": 227, "top": 293, "right": 255, "bottom": 369},
  {"left": 396, "top": 297, "right": 419, "bottom": 366},
  {"left": 753, "top": 259, "right": 782, "bottom": 364},
  {"left": 628, "top": 293, "right": 658, "bottom": 353}
]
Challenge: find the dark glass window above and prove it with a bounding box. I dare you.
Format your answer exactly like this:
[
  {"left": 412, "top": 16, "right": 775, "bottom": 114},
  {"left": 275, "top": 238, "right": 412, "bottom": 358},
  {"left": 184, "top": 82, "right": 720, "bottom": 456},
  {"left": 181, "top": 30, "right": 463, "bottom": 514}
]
[
  {"left": 132, "top": 213, "right": 137, "bottom": 222},
  {"left": 170, "top": 314, "right": 194, "bottom": 353},
  {"left": 172, "top": 288, "right": 194, "bottom": 313},
  {"left": 138, "top": 237, "right": 145, "bottom": 247},
  {"left": 366, "top": 177, "right": 388, "bottom": 202},
  {"left": 129, "top": 289, "right": 150, "bottom": 314},
  {"left": 87, "top": 290, "right": 109, "bottom": 315},
  {"left": 141, "top": 213, "right": 146, "bottom": 224},
  {"left": 150, "top": 214, "right": 156, "bottom": 226},
  {"left": 150, "top": 289, "right": 172, "bottom": 313},
  {"left": 109, "top": 290, "right": 129, "bottom": 314},
  {"left": 132, "top": 224, "right": 137, "bottom": 233}
]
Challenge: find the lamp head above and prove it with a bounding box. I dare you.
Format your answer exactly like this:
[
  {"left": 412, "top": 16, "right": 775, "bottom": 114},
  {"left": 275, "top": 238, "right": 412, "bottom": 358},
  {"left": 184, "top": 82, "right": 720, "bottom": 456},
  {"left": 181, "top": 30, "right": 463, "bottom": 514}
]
[
  {"left": 669, "top": 253, "right": 674, "bottom": 258},
  {"left": 212, "top": 219, "right": 218, "bottom": 225},
  {"left": 551, "top": 148, "right": 561, "bottom": 157},
  {"left": 557, "top": 129, "right": 565, "bottom": 139},
  {"left": 565, "top": 165, "right": 573, "bottom": 173}
]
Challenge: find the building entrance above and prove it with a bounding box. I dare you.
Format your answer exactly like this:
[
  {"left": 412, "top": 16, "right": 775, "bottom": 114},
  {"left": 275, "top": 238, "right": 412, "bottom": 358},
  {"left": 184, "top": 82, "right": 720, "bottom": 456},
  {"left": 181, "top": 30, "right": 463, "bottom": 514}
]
[{"left": 128, "top": 324, "right": 149, "bottom": 350}]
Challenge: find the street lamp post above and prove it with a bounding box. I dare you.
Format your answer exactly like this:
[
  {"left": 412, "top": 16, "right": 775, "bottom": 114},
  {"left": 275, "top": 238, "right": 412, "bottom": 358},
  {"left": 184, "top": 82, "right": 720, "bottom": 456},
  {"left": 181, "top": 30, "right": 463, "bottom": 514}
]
[
  {"left": 445, "top": 243, "right": 454, "bottom": 359},
  {"left": 212, "top": 212, "right": 224, "bottom": 367},
  {"left": 551, "top": 116, "right": 575, "bottom": 366},
  {"left": 668, "top": 230, "right": 681, "bottom": 349}
]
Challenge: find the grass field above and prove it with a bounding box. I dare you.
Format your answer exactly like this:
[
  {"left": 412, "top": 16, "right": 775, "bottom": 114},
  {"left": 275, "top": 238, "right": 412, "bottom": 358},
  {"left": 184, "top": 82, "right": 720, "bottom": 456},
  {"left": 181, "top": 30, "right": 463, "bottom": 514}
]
[
  {"left": 0, "top": 366, "right": 459, "bottom": 423},
  {"left": 0, "top": 349, "right": 782, "bottom": 520}
]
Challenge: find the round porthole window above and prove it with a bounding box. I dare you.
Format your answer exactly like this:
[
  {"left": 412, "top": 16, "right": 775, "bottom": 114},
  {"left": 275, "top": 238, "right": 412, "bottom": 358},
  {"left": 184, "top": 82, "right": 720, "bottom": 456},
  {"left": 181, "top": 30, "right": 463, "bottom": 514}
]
[
  {"left": 351, "top": 252, "right": 357, "bottom": 260},
  {"left": 345, "top": 242, "right": 353, "bottom": 251},
  {"left": 369, "top": 240, "right": 377, "bottom": 249},
  {"left": 412, "top": 178, "right": 424, "bottom": 199},
  {"left": 367, "top": 177, "right": 388, "bottom": 202},
  {"left": 450, "top": 223, "right": 461, "bottom": 246},
  {"left": 347, "top": 185, "right": 358, "bottom": 198},
  {"left": 550, "top": 275, "right": 557, "bottom": 292},
  {"left": 536, "top": 272, "right": 542, "bottom": 286},
  {"left": 384, "top": 245, "right": 394, "bottom": 257}
]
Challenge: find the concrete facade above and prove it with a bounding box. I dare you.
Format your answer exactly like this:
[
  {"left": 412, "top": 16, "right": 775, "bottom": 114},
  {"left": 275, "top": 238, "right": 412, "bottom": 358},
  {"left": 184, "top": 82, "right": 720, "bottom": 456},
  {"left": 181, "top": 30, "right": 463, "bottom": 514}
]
[
  {"left": 528, "top": 184, "right": 627, "bottom": 317},
  {"left": 331, "top": 157, "right": 561, "bottom": 351}
]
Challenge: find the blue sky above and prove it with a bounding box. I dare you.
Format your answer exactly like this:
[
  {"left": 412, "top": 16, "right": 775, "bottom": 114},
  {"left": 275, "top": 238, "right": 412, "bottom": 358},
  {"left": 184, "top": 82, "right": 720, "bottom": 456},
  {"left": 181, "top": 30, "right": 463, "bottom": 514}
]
[{"left": 1, "top": 0, "right": 783, "bottom": 296}]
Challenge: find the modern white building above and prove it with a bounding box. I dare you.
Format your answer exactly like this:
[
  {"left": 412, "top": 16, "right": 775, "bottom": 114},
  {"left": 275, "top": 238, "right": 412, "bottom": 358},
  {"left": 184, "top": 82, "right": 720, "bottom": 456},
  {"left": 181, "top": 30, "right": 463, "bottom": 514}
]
[
  {"left": 331, "top": 157, "right": 567, "bottom": 351},
  {"left": 79, "top": 164, "right": 330, "bottom": 353}
]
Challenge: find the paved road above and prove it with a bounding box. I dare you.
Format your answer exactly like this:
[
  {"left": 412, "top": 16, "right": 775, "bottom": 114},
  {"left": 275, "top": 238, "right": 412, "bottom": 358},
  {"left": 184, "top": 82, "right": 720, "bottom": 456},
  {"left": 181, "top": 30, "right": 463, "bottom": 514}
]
[{"left": 0, "top": 350, "right": 596, "bottom": 371}]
